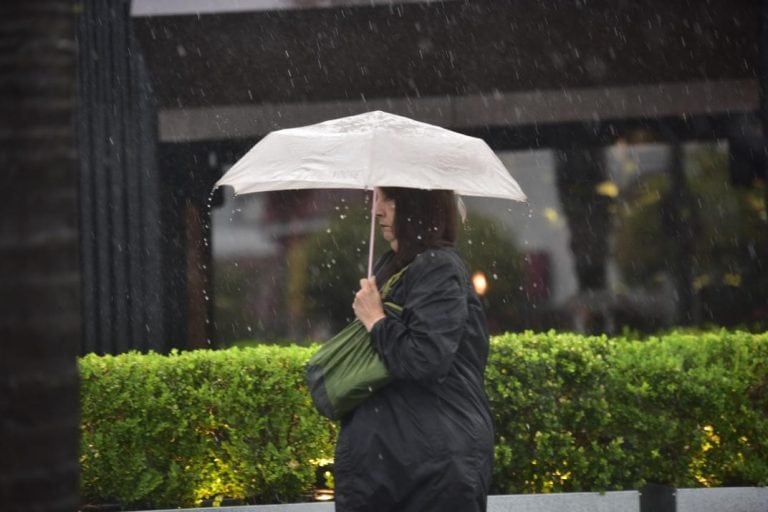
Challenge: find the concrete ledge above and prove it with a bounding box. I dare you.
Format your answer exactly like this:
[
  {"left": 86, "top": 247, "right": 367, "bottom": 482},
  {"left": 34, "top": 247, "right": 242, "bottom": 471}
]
[
  {"left": 139, "top": 488, "right": 768, "bottom": 512},
  {"left": 156, "top": 79, "right": 758, "bottom": 142},
  {"left": 676, "top": 487, "right": 768, "bottom": 512},
  {"left": 489, "top": 491, "right": 639, "bottom": 512},
  {"left": 142, "top": 491, "right": 640, "bottom": 512},
  {"left": 144, "top": 504, "right": 333, "bottom": 512}
]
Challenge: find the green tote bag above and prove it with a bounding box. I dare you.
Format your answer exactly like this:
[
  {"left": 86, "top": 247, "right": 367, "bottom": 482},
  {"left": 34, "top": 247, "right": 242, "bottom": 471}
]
[{"left": 306, "top": 267, "right": 407, "bottom": 420}]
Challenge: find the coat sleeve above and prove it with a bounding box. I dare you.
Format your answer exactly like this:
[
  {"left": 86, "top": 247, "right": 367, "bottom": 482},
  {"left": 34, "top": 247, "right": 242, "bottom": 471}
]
[{"left": 370, "top": 251, "right": 468, "bottom": 384}]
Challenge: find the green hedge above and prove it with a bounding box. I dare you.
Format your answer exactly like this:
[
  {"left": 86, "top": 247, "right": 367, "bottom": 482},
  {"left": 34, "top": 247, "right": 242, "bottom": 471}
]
[
  {"left": 80, "top": 330, "right": 768, "bottom": 508},
  {"left": 80, "top": 346, "right": 336, "bottom": 508},
  {"left": 486, "top": 330, "right": 768, "bottom": 493}
]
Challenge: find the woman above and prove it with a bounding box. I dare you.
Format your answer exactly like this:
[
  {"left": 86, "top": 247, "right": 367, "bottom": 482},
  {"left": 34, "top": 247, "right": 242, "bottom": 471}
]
[{"left": 335, "top": 186, "right": 495, "bottom": 512}]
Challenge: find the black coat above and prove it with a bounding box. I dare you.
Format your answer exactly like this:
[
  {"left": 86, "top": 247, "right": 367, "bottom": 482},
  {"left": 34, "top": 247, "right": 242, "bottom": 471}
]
[{"left": 334, "top": 248, "right": 494, "bottom": 512}]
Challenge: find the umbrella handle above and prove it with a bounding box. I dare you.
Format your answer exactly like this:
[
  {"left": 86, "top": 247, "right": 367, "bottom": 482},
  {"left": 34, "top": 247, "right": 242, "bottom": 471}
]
[{"left": 367, "top": 188, "right": 377, "bottom": 278}]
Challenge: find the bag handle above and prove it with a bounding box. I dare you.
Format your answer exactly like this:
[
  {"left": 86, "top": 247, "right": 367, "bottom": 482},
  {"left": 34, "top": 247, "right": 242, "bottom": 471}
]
[{"left": 379, "top": 265, "right": 409, "bottom": 300}]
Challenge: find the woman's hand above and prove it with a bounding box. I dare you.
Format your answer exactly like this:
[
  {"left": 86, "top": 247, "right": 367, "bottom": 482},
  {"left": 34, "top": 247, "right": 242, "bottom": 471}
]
[{"left": 353, "top": 277, "right": 386, "bottom": 332}]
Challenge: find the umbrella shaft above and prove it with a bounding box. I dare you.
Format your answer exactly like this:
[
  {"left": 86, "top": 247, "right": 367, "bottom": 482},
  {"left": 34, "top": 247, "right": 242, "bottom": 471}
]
[{"left": 368, "top": 188, "right": 377, "bottom": 278}]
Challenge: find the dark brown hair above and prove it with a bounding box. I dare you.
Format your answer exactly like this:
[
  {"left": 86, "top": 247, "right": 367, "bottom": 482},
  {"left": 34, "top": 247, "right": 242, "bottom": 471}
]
[{"left": 377, "top": 187, "right": 458, "bottom": 283}]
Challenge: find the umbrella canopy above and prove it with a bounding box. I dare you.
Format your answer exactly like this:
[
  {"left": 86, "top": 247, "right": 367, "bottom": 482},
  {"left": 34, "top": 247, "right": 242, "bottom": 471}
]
[
  {"left": 215, "top": 110, "right": 526, "bottom": 276},
  {"left": 215, "top": 110, "right": 526, "bottom": 201}
]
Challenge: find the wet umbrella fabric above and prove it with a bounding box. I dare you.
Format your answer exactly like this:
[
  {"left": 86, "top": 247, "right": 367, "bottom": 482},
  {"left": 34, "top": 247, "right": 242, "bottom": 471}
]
[
  {"left": 215, "top": 110, "right": 526, "bottom": 199},
  {"left": 214, "top": 110, "right": 526, "bottom": 275}
]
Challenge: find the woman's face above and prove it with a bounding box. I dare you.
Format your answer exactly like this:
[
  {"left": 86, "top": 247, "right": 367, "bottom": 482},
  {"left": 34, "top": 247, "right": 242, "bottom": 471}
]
[{"left": 374, "top": 188, "right": 398, "bottom": 251}]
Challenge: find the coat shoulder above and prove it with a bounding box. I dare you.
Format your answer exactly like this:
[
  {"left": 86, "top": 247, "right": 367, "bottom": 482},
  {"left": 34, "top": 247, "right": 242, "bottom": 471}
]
[{"left": 408, "top": 247, "right": 468, "bottom": 282}]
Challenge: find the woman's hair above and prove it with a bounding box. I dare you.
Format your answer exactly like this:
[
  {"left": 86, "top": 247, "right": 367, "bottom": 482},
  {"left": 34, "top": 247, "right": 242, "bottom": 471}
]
[{"left": 377, "top": 187, "right": 458, "bottom": 283}]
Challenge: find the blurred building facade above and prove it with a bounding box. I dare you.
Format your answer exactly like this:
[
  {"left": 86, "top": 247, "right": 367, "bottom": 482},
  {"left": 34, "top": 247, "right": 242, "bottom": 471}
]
[{"left": 76, "top": 0, "right": 767, "bottom": 352}]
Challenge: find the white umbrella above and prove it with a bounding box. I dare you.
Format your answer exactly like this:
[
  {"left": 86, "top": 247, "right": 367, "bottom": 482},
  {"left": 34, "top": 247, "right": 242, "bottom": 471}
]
[{"left": 215, "top": 110, "right": 526, "bottom": 275}]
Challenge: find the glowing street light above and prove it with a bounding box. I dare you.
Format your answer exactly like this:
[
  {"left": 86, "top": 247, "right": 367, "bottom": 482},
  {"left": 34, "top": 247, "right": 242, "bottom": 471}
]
[{"left": 472, "top": 271, "right": 488, "bottom": 296}]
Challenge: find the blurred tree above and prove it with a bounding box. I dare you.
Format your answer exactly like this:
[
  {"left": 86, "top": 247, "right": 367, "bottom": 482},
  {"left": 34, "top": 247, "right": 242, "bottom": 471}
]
[
  {"left": 613, "top": 145, "right": 768, "bottom": 329},
  {"left": 0, "top": 1, "right": 81, "bottom": 510},
  {"left": 303, "top": 202, "right": 373, "bottom": 337},
  {"left": 457, "top": 214, "right": 527, "bottom": 334}
]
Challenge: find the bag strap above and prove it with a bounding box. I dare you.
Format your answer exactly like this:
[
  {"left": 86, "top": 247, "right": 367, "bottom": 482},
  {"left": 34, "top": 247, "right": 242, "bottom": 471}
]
[{"left": 379, "top": 264, "right": 409, "bottom": 300}]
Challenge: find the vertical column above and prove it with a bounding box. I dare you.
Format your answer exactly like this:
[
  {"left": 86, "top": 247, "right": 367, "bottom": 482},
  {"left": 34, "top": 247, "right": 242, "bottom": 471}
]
[
  {"left": 0, "top": 1, "right": 81, "bottom": 510},
  {"left": 661, "top": 141, "right": 696, "bottom": 325},
  {"left": 760, "top": 0, "right": 768, "bottom": 209},
  {"left": 78, "top": 0, "right": 164, "bottom": 354}
]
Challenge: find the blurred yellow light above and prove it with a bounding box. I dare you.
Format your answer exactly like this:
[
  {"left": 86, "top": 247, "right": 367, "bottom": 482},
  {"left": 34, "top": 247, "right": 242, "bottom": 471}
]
[
  {"left": 595, "top": 180, "right": 619, "bottom": 198},
  {"left": 314, "top": 489, "right": 335, "bottom": 501},
  {"left": 693, "top": 274, "right": 712, "bottom": 291},
  {"left": 472, "top": 271, "right": 488, "bottom": 296},
  {"left": 723, "top": 273, "right": 742, "bottom": 287},
  {"left": 543, "top": 207, "right": 559, "bottom": 224}
]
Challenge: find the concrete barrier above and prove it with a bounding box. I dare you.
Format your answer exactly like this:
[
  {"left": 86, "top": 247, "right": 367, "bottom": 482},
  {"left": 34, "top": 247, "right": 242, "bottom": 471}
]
[
  {"left": 675, "top": 487, "right": 768, "bottom": 512},
  {"left": 489, "top": 491, "right": 639, "bottom": 512},
  {"left": 143, "top": 491, "right": 640, "bottom": 512},
  {"left": 146, "top": 504, "right": 333, "bottom": 512},
  {"left": 140, "top": 488, "right": 768, "bottom": 512}
]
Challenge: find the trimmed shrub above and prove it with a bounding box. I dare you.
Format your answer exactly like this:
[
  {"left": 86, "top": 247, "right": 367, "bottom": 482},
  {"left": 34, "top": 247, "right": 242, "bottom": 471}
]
[
  {"left": 80, "top": 331, "right": 768, "bottom": 508},
  {"left": 80, "top": 346, "right": 336, "bottom": 508},
  {"left": 486, "top": 330, "right": 768, "bottom": 493},
  {"left": 487, "top": 331, "right": 625, "bottom": 493},
  {"left": 604, "top": 330, "right": 768, "bottom": 488}
]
